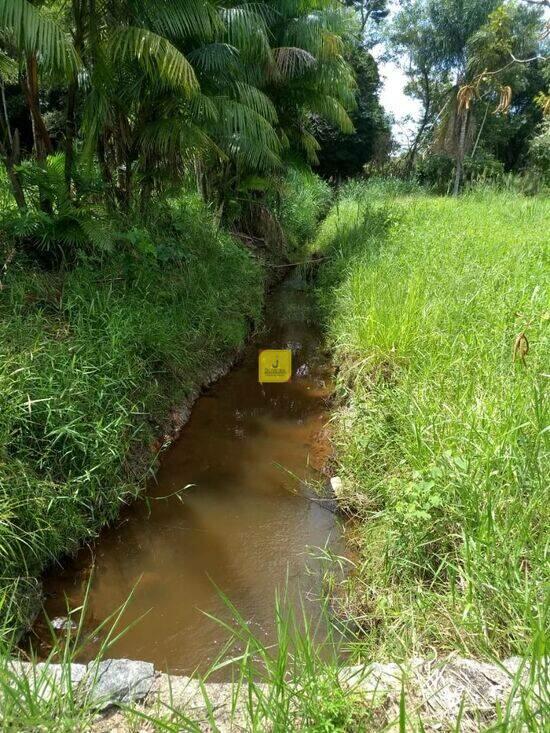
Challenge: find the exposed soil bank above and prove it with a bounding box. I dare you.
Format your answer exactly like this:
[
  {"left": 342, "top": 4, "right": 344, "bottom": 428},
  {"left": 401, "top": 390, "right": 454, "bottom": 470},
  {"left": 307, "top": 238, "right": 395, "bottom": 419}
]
[{"left": 31, "top": 273, "right": 345, "bottom": 674}]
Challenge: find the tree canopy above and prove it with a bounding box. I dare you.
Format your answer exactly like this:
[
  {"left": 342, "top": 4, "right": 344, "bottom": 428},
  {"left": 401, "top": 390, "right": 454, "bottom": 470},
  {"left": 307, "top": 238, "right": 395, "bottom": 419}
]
[
  {"left": 0, "top": 0, "right": 362, "bottom": 216},
  {"left": 389, "top": 0, "right": 549, "bottom": 192}
]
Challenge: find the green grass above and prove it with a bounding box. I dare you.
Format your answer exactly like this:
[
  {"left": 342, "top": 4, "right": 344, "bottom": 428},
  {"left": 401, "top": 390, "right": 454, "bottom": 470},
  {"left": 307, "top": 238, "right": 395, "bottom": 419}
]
[
  {"left": 0, "top": 191, "right": 264, "bottom": 633},
  {"left": 276, "top": 165, "right": 332, "bottom": 254},
  {"left": 315, "top": 182, "right": 549, "bottom": 661},
  {"left": 2, "top": 585, "right": 545, "bottom": 732},
  {"left": 1, "top": 177, "right": 548, "bottom": 730}
]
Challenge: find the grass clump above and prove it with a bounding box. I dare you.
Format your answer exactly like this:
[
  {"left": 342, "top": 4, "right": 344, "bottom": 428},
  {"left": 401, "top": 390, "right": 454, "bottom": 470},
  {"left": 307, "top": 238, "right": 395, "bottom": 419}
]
[
  {"left": 315, "top": 184, "right": 549, "bottom": 661},
  {"left": 275, "top": 166, "right": 332, "bottom": 254},
  {"left": 0, "top": 191, "right": 264, "bottom": 633}
]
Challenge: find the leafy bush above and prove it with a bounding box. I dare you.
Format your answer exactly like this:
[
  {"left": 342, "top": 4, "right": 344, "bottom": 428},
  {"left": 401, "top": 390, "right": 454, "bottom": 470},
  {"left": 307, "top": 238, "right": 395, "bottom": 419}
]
[
  {"left": 276, "top": 166, "right": 332, "bottom": 251},
  {"left": 415, "top": 153, "right": 456, "bottom": 192},
  {"left": 529, "top": 117, "right": 550, "bottom": 181}
]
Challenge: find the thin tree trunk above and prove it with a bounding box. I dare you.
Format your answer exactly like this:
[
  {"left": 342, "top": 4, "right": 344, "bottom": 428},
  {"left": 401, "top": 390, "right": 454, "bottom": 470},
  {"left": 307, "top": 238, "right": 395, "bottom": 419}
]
[
  {"left": 65, "top": 80, "right": 77, "bottom": 194},
  {"left": 452, "top": 108, "right": 469, "bottom": 197},
  {"left": 5, "top": 164, "right": 27, "bottom": 210},
  {"left": 471, "top": 103, "right": 489, "bottom": 159},
  {"left": 65, "top": 0, "right": 84, "bottom": 195},
  {"left": 405, "top": 69, "right": 431, "bottom": 177},
  {"left": 1, "top": 82, "right": 12, "bottom": 147},
  {"left": 0, "top": 138, "right": 27, "bottom": 211},
  {"left": 21, "top": 53, "right": 53, "bottom": 213},
  {"left": 21, "top": 53, "right": 53, "bottom": 161},
  {"left": 0, "top": 81, "right": 26, "bottom": 209},
  {"left": 97, "top": 136, "right": 116, "bottom": 212}
]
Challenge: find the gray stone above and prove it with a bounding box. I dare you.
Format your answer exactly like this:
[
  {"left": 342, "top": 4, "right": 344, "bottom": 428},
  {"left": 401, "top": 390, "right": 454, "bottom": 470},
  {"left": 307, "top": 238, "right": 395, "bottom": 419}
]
[
  {"left": 84, "top": 659, "right": 155, "bottom": 710},
  {"left": 4, "top": 654, "right": 542, "bottom": 732},
  {"left": 5, "top": 661, "right": 87, "bottom": 702}
]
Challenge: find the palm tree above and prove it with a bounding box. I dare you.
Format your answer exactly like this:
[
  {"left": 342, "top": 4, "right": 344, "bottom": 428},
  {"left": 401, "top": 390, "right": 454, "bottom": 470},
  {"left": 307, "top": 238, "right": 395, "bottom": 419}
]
[
  {"left": 0, "top": 0, "right": 356, "bottom": 214},
  {"left": 0, "top": 0, "right": 78, "bottom": 207}
]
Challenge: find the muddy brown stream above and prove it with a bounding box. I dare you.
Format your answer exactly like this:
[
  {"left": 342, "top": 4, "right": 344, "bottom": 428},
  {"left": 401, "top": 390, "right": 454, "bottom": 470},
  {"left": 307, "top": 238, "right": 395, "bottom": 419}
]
[{"left": 34, "top": 274, "right": 344, "bottom": 674}]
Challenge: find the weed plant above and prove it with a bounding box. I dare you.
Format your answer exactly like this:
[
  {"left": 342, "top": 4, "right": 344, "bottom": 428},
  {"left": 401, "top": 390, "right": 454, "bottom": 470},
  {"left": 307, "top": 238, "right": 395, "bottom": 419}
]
[{"left": 1, "top": 587, "right": 544, "bottom": 732}]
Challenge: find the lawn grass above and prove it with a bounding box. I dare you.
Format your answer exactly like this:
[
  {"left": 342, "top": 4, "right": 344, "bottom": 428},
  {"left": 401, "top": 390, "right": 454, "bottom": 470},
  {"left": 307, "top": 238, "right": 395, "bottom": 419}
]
[{"left": 315, "top": 182, "right": 549, "bottom": 662}]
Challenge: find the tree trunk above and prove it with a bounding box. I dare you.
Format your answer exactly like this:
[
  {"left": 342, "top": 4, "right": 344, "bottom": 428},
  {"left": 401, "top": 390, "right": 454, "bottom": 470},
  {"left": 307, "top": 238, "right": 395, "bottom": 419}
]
[
  {"left": 0, "top": 131, "right": 27, "bottom": 211},
  {"left": 64, "top": 80, "right": 77, "bottom": 194},
  {"left": 21, "top": 53, "right": 53, "bottom": 213},
  {"left": 65, "top": 0, "right": 85, "bottom": 195},
  {"left": 405, "top": 69, "right": 431, "bottom": 177},
  {"left": 21, "top": 53, "right": 53, "bottom": 162},
  {"left": 0, "top": 82, "right": 26, "bottom": 210},
  {"left": 452, "top": 107, "right": 469, "bottom": 197},
  {"left": 97, "top": 136, "right": 117, "bottom": 212},
  {"left": 471, "top": 103, "right": 489, "bottom": 159}
]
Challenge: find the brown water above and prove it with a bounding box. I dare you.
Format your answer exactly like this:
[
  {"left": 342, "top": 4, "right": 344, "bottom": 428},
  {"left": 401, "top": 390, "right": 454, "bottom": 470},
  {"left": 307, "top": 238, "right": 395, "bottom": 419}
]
[{"left": 34, "top": 274, "right": 343, "bottom": 674}]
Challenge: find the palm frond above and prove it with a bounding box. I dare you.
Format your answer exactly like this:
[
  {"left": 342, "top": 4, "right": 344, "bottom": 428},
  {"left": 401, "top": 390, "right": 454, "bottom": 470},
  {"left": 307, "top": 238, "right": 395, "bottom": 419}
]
[
  {"left": 186, "top": 92, "right": 219, "bottom": 123},
  {"left": 0, "top": 0, "right": 78, "bottom": 73},
  {"left": 224, "top": 133, "right": 281, "bottom": 171},
  {"left": 137, "top": 0, "right": 222, "bottom": 42},
  {"left": 0, "top": 48, "right": 17, "bottom": 81},
  {"left": 299, "top": 128, "right": 321, "bottom": 164},
  {"left": 233, "top": 82, "right": 278, "bottom": 124},
  {"left": 108, "top": 26, "right": 198, "bottom": 94},
  {"left": 309, "top": 94, "right": 354, "bottom": 133},
  {"left": 272, "top": 47, "right": 316, "bottom": 79},
  {"left": 212, "top": 95, "right": 282, "bottom": 170},
  {"left": 139, "top": 117, "right": 221, "bottom": 160},
  {"left": 219, "top": 5, "right": 271, "bottom": 61},
  {"left": 217, "top": 98, "right": 280, "bottom": 150},
  {"left": 187, "top": 43, "right": 239, "bottom": 75}
]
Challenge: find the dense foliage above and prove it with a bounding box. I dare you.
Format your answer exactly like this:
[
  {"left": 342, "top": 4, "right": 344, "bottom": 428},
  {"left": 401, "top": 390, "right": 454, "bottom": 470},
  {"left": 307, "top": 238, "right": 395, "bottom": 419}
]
[
  {"left": 388, "top": 0, "right": 550, "bottom": 192},
  {"left": 0, "top": 0, "right": 359, "bottom": 232},
  {"left": 315, "top": 46, "right": 390, "bottom": 178},
  {"left": 0, "top": 189, "right": 265, "bottom": 631}
]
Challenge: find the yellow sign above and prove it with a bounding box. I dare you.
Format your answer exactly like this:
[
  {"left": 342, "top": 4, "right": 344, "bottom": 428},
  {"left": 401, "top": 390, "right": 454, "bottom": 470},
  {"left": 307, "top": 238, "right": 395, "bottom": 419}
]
[{"left": 259, "top": 349, "right": 292, "bottom": 383}]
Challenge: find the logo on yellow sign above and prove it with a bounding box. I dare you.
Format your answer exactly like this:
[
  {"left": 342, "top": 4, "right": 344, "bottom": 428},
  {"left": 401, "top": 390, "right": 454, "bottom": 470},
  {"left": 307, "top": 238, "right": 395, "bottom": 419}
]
[{"left": 259, "top": 349, "right": 292, "bottom": 383}]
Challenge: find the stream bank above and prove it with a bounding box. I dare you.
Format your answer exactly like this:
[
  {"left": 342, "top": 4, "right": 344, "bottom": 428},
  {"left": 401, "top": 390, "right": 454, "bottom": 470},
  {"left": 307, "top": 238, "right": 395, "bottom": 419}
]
[{"left": 7, "top": 655, "right": 535, "bottom": 732}]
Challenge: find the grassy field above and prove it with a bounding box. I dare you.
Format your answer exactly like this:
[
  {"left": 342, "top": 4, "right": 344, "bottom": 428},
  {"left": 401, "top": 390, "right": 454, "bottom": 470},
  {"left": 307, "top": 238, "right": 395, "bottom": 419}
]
[{"left": 315, "top": 182, "right": 549, "bottom": 662}]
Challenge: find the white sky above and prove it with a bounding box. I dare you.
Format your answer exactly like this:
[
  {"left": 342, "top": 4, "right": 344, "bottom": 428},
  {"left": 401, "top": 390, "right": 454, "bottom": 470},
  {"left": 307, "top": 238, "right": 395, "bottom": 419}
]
[
  {"left": 378, "top": 59, "right": 421, "bottom": 149},
  {"left": 373, "top": 1, "right": 422, "bottom": 150}
]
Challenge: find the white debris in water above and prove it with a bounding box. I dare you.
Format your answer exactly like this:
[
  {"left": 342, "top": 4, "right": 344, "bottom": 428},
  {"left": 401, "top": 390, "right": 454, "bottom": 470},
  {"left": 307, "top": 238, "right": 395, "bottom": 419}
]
[{"left": 51, "top": 616, "right": 77, "bottom": 631}]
